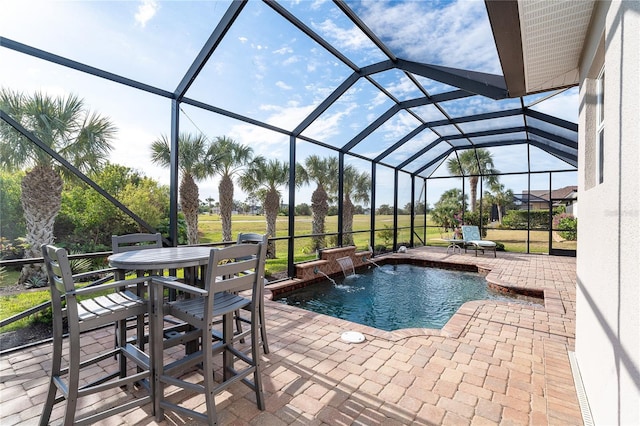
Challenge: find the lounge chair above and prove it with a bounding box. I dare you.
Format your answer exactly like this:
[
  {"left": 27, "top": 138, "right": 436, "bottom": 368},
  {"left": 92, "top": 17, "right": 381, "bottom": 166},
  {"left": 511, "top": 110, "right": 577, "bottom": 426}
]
[{"left": 461, "top": 225, "right": 497, "bottom": 257}]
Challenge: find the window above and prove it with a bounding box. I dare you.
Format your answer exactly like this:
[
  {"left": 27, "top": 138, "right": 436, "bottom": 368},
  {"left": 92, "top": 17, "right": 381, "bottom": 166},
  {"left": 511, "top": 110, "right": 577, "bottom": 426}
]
[{"left": 596, "top": 67, "right": 605, "bottom": 184}]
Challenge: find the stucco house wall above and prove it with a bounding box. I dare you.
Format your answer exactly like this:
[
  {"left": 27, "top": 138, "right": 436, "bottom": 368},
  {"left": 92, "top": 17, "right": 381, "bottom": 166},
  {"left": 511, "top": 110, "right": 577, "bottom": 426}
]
[{"left": 575, "top": 1, "right": 640, "bottom": 424}]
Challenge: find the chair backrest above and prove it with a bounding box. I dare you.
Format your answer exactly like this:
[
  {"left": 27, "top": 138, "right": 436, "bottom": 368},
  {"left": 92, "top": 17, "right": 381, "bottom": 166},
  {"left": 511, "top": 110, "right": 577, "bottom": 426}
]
[
  {"left": 236, "top": 233, "right": 267, "bottom": 261},
  {"left": 237, "top": 233, "right": 267, "bottom": 245},
  {"left": 41, "top": 244, "right": 79, "bottom": 332},
  {"left": 112, "top": 233, "right": 162, "bottom": 253},
  {"left": 203, "top": 243, "right": 266, "bottom": 310},
  {"left": 461, "top": 225, "right": 481, "bottom": 241}
]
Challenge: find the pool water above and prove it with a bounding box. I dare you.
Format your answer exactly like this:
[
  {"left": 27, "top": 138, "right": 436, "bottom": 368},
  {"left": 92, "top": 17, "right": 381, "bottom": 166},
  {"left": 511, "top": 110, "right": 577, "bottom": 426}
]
[{"left": 275, "top": 264, "right": 542, "bottom": 331}]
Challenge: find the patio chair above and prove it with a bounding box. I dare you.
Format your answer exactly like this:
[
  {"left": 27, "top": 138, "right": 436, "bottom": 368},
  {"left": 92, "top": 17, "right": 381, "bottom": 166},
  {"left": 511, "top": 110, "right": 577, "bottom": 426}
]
[
  {"left": 112, "top": 232, "right": 163, "bottom": 351},
  {"left": 151, "top": 242, "right": 266, "bottom": 424},
  {"left": 231, "top": 232, "right": 270, "bottom": 353},
  {"left": 112, "top": 232, "right": 163, "bottom": 255},
  {"left": 39, "top": 244, "right": 153, "bottom": 426},
  {"left": 461, "top": 225, "right": 497, "bottom": 257}
]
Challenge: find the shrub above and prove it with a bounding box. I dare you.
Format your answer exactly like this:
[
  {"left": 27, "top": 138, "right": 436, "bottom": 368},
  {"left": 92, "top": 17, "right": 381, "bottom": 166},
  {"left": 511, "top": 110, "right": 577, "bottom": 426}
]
[
  {"left": 0, "top": 237, "right": 27, "bottom": 261},
  {"left": 464, "top": 211, "right": 490, "bottom": 237},
  {"left": 553, "top": 213, "right": 577, "bottom": 240},
  {"left": 377, "top": 225, "right": 394, "bottom": 246},
  {"left": 502, "top": 210, "right": 550, "bottom": 230},
  {"left": 373, "top": 244, "right": 389, "bottom": 255}
]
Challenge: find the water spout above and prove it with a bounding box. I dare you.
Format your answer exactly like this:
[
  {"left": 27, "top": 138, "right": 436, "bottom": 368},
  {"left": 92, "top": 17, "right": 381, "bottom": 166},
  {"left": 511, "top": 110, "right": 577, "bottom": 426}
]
[
  {"left": 364, "top": 257, "right": 382, "bottom": 269},
  {"left": 336, "top": 256, "right": 356, "bottom": 277},
  {"left": 314, "top": 267, "right": 337, "bottom": 285}
]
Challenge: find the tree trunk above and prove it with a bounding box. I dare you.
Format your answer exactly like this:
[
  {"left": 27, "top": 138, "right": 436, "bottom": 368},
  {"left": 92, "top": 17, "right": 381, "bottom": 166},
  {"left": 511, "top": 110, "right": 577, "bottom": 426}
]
[
  {"left": 311, "top": 185, "right": 328, "bottom": 251},
  {"left": 497, "top": 202, "right": 503, "bottom": 224},
  {"left": 342, "top": 195, "right": 354, "bottom": 246},
  {"left": 19, "top": 165, "right": 62, "bottom": 284},
  {"left": 219, "top": 175, "right": 234, "bottom": 242},
  {"left": 264, "top": 189, "right": 279, "bottom": 259},
  {"left": 469, "top": 176, "right": 479, "bottom": 212},
  {"left": 180, "top": 173, "right": 199, "bottom": 245}
]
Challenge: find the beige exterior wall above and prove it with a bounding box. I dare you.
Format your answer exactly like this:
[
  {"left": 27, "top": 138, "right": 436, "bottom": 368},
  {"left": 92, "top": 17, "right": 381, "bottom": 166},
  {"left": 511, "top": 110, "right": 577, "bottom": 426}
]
[{"left": 576, "top": 1, "right": 640, "bottom": 424}]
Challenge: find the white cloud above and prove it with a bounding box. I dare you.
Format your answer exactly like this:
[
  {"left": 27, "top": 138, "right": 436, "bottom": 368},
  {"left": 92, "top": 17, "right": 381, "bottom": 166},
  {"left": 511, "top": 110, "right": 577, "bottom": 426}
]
[
  {"left": 273, "top": 46, "right": 293, "bottom": 55},
  {"left": 276, "top": 81, "right": 293, "bottom": 90},
  {"left": 238, "top": 36, "right": 248, "bottom": 43},
  {"left": 135, "top": 0, "right": 158, "bottom": 28},
  {"left": 314, "top": 19, "right": 370, "bottom": 52},
  {"left": 283, "top": 56, "right": 300, "bottom": 66},
  {"left": 354, "top": 0, "right": 500, "bottom": 73}
]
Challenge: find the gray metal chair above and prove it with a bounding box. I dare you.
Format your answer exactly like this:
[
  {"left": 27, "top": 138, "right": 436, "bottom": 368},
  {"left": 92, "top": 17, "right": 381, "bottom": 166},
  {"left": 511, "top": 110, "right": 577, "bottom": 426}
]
[
  {"left": 151, "top": 243, "right": 267, "bottom": 425},
  {"left": 233, "top": 232, "right": 270, "bottom": 353},
  {"left": 40, "top": 244, "right": 153, "bottom": 426}
]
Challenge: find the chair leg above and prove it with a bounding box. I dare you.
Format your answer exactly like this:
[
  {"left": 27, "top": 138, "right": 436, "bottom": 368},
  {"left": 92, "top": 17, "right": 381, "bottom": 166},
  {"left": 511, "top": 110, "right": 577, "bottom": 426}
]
[
  {"left": 118, "top": 318, "right": 128, "bottom": 378},
  {"left": 63, "top": 334, "right": 82, "bottom": 425},
  {"left": 40, "top": 332, "right": 63, "bottom": 426},
  {"left": 152, "top": 286, "right": 165, "bottom": 422},
  {"left": 202, "top": 326, "right": 218, "bottom": 426},
  {"left": 259, "top": 301, "right": 269, "bottom": 354},
  {"left": 39, "top": 377, "right": 58, "bottom": 426},
  {"left": 251, "top": 311, "right": 265, "bottom": 410},
  {"left": 223, "top": 313, "right": 234, "bottom": 381},
  {"left": 234, "top": 309, "right": 244, "bottom": 343}
]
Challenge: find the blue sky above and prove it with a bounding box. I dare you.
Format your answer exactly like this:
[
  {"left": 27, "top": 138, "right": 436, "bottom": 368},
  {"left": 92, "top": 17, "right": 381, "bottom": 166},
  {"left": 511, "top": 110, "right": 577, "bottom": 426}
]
[{"left": 1, "top": 0, "right": 578, "bottom": 209}]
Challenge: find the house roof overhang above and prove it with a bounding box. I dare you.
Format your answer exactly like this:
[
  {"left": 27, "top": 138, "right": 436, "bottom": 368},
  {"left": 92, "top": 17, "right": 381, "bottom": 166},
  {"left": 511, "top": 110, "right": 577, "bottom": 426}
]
[{"left": 485, "top": 0, "right": 596, "bottom": 96}]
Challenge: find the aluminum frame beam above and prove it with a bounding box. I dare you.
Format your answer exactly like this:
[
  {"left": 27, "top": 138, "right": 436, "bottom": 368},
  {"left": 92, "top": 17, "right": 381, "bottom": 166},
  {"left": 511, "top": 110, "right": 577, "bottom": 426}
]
[
  {"left": 395, "top": 59, "right": 509, "bottom": 100},
  {"left": 174, "top": 0, "right": 246, "bottom": 100},
  {"left": 0, "top": 37, "right": 173, "bottom": 98}
]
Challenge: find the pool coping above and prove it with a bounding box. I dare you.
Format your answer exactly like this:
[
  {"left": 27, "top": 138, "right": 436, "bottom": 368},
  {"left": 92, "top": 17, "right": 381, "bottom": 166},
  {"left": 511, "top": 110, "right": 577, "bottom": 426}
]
[{"left": 265, "top": 251, "right": 558, "bottom": 343}]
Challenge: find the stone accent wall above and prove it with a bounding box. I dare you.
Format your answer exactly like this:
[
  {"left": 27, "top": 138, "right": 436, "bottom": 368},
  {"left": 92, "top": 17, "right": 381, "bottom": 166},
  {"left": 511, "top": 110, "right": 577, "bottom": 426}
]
[{"left": 294, "top": 246, "right": 372, "bottom": 281}]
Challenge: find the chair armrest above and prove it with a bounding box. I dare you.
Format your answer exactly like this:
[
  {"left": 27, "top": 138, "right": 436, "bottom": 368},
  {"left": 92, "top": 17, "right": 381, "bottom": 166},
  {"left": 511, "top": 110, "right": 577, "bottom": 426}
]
[
  {"left": 151, "top": 276, "right": 208, "bottom": 296},
  {"left": 72, "top": 275, "right": 152, "bottom": 296}
]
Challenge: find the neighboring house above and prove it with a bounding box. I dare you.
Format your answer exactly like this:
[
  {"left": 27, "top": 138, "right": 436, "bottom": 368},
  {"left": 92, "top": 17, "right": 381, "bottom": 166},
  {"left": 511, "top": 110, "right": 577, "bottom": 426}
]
[
  {"left": 515, "top": 185, "right": 578, "bottom": 215},
  {"left": 487, "top": 1, "right": 638, "bottom": 425}
]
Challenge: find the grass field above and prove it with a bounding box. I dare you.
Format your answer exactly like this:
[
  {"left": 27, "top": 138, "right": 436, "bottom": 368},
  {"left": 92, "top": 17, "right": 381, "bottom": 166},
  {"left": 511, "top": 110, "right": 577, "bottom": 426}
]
[
  {"left": 0, "top": 213, "right": 575, "bottom": 333},
  {"left": 198, "top": 213, "right": 576, "bottom": 256}
]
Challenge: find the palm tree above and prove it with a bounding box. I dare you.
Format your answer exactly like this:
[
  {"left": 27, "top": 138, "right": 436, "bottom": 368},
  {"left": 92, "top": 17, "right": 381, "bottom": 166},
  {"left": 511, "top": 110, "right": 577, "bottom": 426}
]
[
  {"left": 341, "top": 165, "right": 370, "bottom": 246},
  {"left": 0, "top": 89, "right": 116, "bottom": 284},
  {"left": 296, "top": 155, "right": 338, "bottom": 251},
  {"left": 209, "top": 136, "right": 256, "bottom": 242},
  {"left": 150, "top": 133, "right": 213, "bottom": 245},
  {"left": 485, "top": 182, "right": 514, "bottom": 224},
  {"left": 239, "top": 158, "right": 288, "bottom": 258},
  {"left": 205, "top": 197, "right": 215, "bottom": 215},
  {"left": 446, "top": 148, "right": 499, "bottom": 212}
]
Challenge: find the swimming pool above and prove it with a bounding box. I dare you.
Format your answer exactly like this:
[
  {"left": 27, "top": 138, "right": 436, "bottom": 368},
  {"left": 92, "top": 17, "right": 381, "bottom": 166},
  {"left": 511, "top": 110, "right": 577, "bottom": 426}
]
[{"left": 274, "top": 263, "right": 542, "bottom": 331}]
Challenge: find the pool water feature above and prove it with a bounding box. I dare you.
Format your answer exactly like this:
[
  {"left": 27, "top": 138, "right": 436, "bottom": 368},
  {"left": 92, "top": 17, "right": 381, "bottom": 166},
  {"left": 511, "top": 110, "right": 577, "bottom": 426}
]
[
  {"left": 275, "top": 263, "right": 543, "bottom": 331},
  {"left": 335, "top": 256, "right": 355, "bottom": 277}
]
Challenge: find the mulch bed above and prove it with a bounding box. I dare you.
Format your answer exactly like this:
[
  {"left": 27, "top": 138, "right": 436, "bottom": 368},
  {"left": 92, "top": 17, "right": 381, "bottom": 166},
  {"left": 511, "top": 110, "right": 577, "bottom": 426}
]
[{"left": 0, "top": 321, "right": 52, "bottom": 352}]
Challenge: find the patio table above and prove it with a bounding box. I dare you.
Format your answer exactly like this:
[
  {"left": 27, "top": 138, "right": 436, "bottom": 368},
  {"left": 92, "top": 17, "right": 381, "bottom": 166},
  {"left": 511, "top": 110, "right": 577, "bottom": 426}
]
[
  {"left": 444, "top": 239, "right": 464, "bottom": 254},
  {"left": 108, "top": 246, "right": 212, "bottom": 278},
  {"left": 108, "top": 246, "right": 214, "bottom": 353},
  {"left": 109, "top": 246, "right": 215, "bottom": 292}
]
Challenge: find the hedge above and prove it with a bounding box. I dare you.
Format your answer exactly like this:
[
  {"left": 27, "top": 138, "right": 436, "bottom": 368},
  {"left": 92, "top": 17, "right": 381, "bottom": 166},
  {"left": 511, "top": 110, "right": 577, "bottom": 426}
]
[{"left": 501, "top": 210, "right": 551, "bottom": 229}]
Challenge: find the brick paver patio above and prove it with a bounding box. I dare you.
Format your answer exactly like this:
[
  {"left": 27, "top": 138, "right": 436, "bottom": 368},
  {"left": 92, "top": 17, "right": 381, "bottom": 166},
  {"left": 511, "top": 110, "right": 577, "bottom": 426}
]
[{"left": 0, "top": 247, "right": 583, "bottom": 425}]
